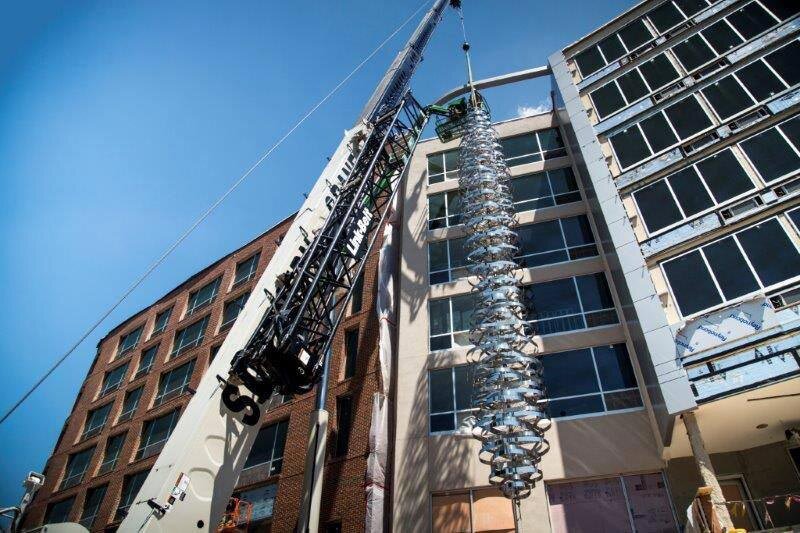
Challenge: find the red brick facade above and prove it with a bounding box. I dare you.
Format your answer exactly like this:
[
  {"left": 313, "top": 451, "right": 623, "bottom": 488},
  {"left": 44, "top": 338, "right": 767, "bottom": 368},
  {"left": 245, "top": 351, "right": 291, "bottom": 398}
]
[{"left": 22, "top": 214, "right": 386, "bottom": 533}]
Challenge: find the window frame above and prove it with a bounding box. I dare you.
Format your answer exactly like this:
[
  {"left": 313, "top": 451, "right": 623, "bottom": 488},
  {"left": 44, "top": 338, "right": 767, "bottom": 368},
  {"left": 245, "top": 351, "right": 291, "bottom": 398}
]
[
  {"left": 510, "top": 167, "right": 582, "bottom": 213},
  {"left": 115, "top": 469, "right": 150, "bottom": 521},
  {"left": 427, "top": 190, "right": 463, "bottom": 230},
  {"left": 44, "top": 496, "right": 75, "bottom": 525},
  {"left": 426, "top": 148, "right": 460, "bottom": 184},
  {"left": 60, "top": 446, "right": 96, "bottom": 490},
  {"left": 171, "top": 315, "right": 210, "bottom": 357},
  {"left": 150, "top": 307, "right": 173, "bottom": 338},
  {"left": 242, "top": 419, "right": 289, "bottom": 474},
  {"left": 153, "top": 359, "right": 196, "bottom": 407},
  {"left": 343, "top": 328, "right": 359, "bottom": 379},
  {"left": 233, "top": 252, "right": 261, "bottom": 287},
  {"left": 82, "top": 402, "right": 113, "bottom": 440},
  {"left": 117, "top": 326, "right": 143, "bottom": 358},
  {"left": 660, "top": 215, "right": 800, "bottom": 318},
  {"left": 220, "top": 291, "right": 250, "bottom": 330},
  {"left": 99, "top": 362, "right": 129, "bottom": 398},
  {"left": 500, "top": 129, "right": 567, "bottom": 166},
  {"left": 78, "top": 484, "right": 108, "bottom": 528},
  {"left": 428, "top": 365, "right": 477, "bottom": 435},
  {"left": 573, "top": 17, "right": 657, "bottom": 78},
  {"left": 136, "top": 410, "right": 180, "bottom": 460},
  {"left": 135, "top": 344, "right": 159, "bottom": 379},
  {"left": 97, "top": 432, "right": 126, "bottom": 475},
  {"left": 334, "top": 395, "right": 353, "bottom": 458},
  {"left": 185, "top": 277, "right": 221, "bottom": 317},
  {"left": 738, "top": 114, "right": 800, "bottom": 185},
  {"left": 118, "top": 386, "right": 144, "bottom": 422}
]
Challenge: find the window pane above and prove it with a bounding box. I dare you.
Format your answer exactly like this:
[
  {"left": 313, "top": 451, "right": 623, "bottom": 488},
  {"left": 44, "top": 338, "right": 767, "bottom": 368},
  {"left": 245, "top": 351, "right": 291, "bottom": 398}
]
[
  {"left": 727, "top": 2, "right": 777, "bottom": 39},
  {"left": 736, "top": 59, "right": 785, "bottom": 102},
  {"left": 575, "top": 46, "right": 605, "bottom": 77},
  {"left": 703, "top": 237, "right": 759, "bottom": 300},
  {"left": 427, "top": 154, "right": 444, "bottom": 176},
  {"left": 45, "top": 497, "right": 75, "bottom": 524},
  {"left": 451, "top": 294, "right": 474, "bottom": 332},
  {"left": 639, "top": 54, "right": 679, "bottom": 91},
  {"left": 618, "top": 20, "right": 652, "bottom": 50},
  {"left": 428, "top": 193, "right": 446, "bottom": 220},
  {"left": 80, "top": 485, "right": 107, "bottom": 528},
  {"left": 663, "top": 251, "right": 722, "bottom": 315},
  {"left": 702, "top": 75, "right": 753, "bottom": 121},
  {"left": 664, "top": 97, "right": 712, "bottom": 139},
  {"left": 576, "top": 273, "right": 615, "bottom": 311},
  {"left": 610, "top": 127, "right": 651, "bottom": 169},
  {"left": 782, "top": 116, "right": 800, "bottom": 148},
  {"left": 449, "top": 238, "right": 467, "bottom": 270},
  {"left": 454, "top": 365, "right": 474, "bottom": 411},
  {"left": 153, "top": 308, "right": 172, "bottom": 334},
  {"left": 672, "top": 34, "right": 715, "bottom": 71},
  {"left": 760, "top": 0, "right": 800, "bottom": 20},
  {"left": 430, "top": 413, "right": 455, "bottom": 433},
  {"left": 598, "top": 35, "right": 625, "bottom": 63},
  {"left": 350, "top": 272, "right": 364, "bottom": 313},
  {"left": 525, "top": 278, "right": 581, "bottom": 320},
  {"left": 429, "top": 299, "right": 450, "bottom": 336},
  {"left": 740, "top": 127, "right": 800, "bottom": 182},
  {"left": 641, "top": 113, "right": 678, "bottom": 152},
  {"left": 594, "top": 344, "right": 637, "bottom": 391},
  {"left": 702, "top": 20, "right": 743, "bottom": 55},
  {"left": 245, "top": 423, "right": 277, "bottom": 468},
  {"left": 634, "top": 180, "right": 683, "bottom": 233},
  {"left": 674, "top": 0, "right": 707, "bottom": 17},
  {"left": 444, "top": 150, "right": 459, "bottom": 178},
  {"left": 517, "top": 220, "right": 565, "bottom": 256},
  {"left": 649, "top": 2, "right": 684, "bottom": 33},
  {"left": 344, "top": 329, "right": 359, "bottom": 378},
  {"left": 502, "top": 133, "right": 539, "bottom": 161},
  {"left": 548, "top": 395, "right": 605, "bottom": 417},
  {"left": 548, "top": 478, "right": 631, "bottom": 531},
  {"left": 511, "top": 172, "right": 551, "bottom": 204},
  {"left": 591, "top": 82, "right": 626, "bottom": 119},
  {"left": 604, "top": 389, "right": 644, "bottom": 410},
  {"left": 446, "top": 191, "right": 463, "bottom": 224},
  {"left": 765, "top": 40, "right": 800, "bottom": 87},
  {"left": 335, "top": 396, "right": 353, "bottom": 456},
  {"left": 430, "top": 369, "right": 454, "bottom": 413},
  {"left": 429, "top": 241, "right": 448, "bottom": 273},
  {"left": 548, "top": 167, "right": 579, "bottom": 195},
  {"left": 695, "top": 149, "right": 752, "bottom": 202},
  {"left": 561, "top": 216, "right": 595, "bottom": 247},
  {"left": 737, "top": 219, "right": 800, "bottom": 286},
  {"left": 668, "top": 166, "right": 714, "bottom": 217},
  {"left": 617, "top": 70, "right": 649, "bottom": 103},
  {"left": 543, "top": 349, "right": 599, "bottom": 397}
]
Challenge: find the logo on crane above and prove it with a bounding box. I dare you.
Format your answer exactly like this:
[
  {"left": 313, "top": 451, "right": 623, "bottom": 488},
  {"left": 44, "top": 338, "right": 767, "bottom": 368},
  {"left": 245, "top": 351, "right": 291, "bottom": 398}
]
[{"left": 346, "top": 205, "right": 373, "bottom": 257}]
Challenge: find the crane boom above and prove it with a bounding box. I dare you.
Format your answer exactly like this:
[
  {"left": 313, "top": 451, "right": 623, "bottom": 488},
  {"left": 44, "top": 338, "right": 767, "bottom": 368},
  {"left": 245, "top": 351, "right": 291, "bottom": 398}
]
[{"left": 118, "top": 2, "right": 450, "bottom": 531}]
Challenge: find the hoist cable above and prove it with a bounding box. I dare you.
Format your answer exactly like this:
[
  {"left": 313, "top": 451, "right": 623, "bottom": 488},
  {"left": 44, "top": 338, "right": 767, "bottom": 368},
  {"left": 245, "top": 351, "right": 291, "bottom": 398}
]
[{"left": 0, "top": 0, "right": 429, "bottom": 426}]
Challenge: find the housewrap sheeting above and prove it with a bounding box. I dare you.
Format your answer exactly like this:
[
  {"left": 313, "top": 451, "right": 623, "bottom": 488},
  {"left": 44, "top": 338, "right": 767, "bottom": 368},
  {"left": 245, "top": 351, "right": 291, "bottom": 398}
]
[{"left": 365, "top": 192, "right": 401, "bottom": 532}]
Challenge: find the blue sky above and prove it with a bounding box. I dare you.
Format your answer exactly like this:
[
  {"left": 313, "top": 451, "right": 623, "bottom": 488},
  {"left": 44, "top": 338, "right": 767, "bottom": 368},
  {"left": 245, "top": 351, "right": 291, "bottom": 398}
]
[{"left": 0, "top": 0, "right": 635, "bottom": 507}]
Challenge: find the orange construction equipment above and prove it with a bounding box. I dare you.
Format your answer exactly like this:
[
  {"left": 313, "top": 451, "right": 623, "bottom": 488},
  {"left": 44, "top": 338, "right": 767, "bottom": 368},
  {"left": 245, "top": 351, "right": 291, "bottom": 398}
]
[{"left": 217, "top": 497, "right": 253, "bottom": 533}]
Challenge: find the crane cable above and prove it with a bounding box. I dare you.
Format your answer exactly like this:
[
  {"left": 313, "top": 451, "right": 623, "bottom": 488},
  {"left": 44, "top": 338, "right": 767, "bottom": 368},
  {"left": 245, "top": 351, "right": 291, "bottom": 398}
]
[{"left": 0, "top": 0, "right": 430, "bottom": 426}]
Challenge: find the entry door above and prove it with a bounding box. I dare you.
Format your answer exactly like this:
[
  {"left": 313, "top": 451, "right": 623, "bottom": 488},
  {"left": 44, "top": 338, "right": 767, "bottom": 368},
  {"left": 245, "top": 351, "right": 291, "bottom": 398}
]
[{"left": 719, "top": 477, "right": 758, "bottom": 531}]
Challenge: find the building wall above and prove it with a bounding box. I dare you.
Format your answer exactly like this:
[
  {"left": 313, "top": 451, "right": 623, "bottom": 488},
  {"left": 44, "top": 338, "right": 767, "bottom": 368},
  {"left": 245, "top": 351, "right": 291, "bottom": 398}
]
[
  {"left": 23, "top": 213, "right": 386, "bottom": 533},
  {"left": 393, "top": 114, "right": 667, "bottom": 532}
]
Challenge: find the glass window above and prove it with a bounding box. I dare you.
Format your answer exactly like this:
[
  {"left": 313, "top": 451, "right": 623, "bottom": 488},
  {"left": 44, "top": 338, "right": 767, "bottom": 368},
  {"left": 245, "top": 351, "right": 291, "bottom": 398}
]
[
  {"left": 668, "top": 166, "right": 714, "bottom": 217},
  {"left": 428, "top": 190, "right": 462, "bottom": 230},
  {"left": 136, "top": 344, "right": 159, "bottom": 379},
  {"left": 45, "top": 497, "right": 75, "bottom": 525},
  {"left": 116, "top": 469, "right": 150, "bottom": 521},
  {"left": 510, "top": 167, "right": 581, "bottom": 212},
  {"left": 427, "top": 149, "right": 459, "bottom": 184},
  {"left": 592, "top": 82, "right": 626, "bottom": 118},
  {"left": 234, "top": 484, "right": 277, "bottom": 524},
  {"left": 663, "top": 96, "right": 713, "bottom": 139},
  {"left": 500, "top": 129, "right": 565, "bottom": 166},
  {"left": 672, "top": 34, "right": 715, "bottom": 71},
  {"left": 663, "top": 218, "right": 800, "bottom": 316},
  {"left": 350, "top": 272, "right": 364, "bottom": 314},
  {"left": 343, "top": 328, "right": 359, "bottom": 379},
  {"left": 640, "top": 112, "right": 678, "bottom": 152},
  {"left": 432, "top": 488, "right": 515, "bottom": 533},
  {"left": 100, "top": 363, "right": 129, "bottom": 397},
  {"left": 609, "top": 126, "right": 651, "bottom": 169},
  {"left": 727, "top": 2, "right": 778, "bottom": 39},
  {"left": 221, "top": 291, "right": 249, "bottom": 329},
  {"left": 118, "top": 386, "right": 143, "bottom": 422},
  {"left": 61, "top": 446, "right": 95, "bottom": 489},
  {"left": 98, "top": 432, "right": 126, "bottom": 475},
  {"left": 137, "top": 410, "right": 180, "bottom": 460},
  {"left": 702, "top": 74, "right": 755, "bottom": 121},
  {"left": 429, "top": 236, "right": 468, "bottom": 284},
  {"left": 429, "top": 365, "right": 475, "bottom": 433},
  {"left": 740, "top": 119, "right": 800, "bottom": 183},
  {"left": 675, "top": 0, "right": 708, "bottom": 17},
  {"left": 598, "top": 35, "right": 625, "bottom": 64},
  {"left": 617, "top": 70, "right": 648, "bottom": 102},
  {"left": 701, "top": 19, "right": 744, "bottom": 55},
  {"left": 154, "top": 360, "right": 196, "bottom": 406},
  {"left": 575, "top": 46, "right": 606, "bottom": 78},
  {"left": 760, "top": 0, "right": 800, "bottom": 20},
  {"left": 233, "top": 252, "right": 260, "bottom": 286},
  {"left": 151, "top": 307, "right": 172, "bottom": 337},
  {"left": 639, "top": 54, "right": 680, "bottom": 91},
  {"left": 618, "top": 19, "right": 652, "bottom": 50},
  {"left": 517, "top": 215, "right": 598, "bottom": 268},
  {"left": 429, "top": 293, "right": 476, "bottom": 351},
  {"left": 79, "top": 484, "right": 108, "bottom": 528},
  {"left": 737, "top": 59, "right": 785, "bottom": 102},
  {"left": 695, "top": 149, "right": 752, "bottom": 202},
  {"left": 649, "top": 1, "right": 684, "bottom": 33},
  {"left": 543, "top": 344, "right": 641, "bottom": 418},
  {"left": 335, "top": 396, "right": 353, "bottom": 457},
  {"left": 634, "top": 180, "right": 684, "bottom": 233},
  {"left": 243, "top": 419, "right": 288, "bottom": 474},
  {"left": 172, "top": 316, "right": 209, "bottom": 357},
  {"left": 82, "top": 403, "right": 112, "bottom": 440},
  {"left": 765, "top": 39, "right": 800, "bottom": 87},
  {"left": 117, "top": 326, "right": 143, "bottom": 357},
  {"left": 186, "top": 277, "right": 221, "bottom": 316}
]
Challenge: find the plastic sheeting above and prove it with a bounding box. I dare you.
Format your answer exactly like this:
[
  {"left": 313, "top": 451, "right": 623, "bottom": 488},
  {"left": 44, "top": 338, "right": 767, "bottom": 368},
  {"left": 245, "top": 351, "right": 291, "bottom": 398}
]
[{"left": 365, "top": 192, "right": 401, "bottom": 533}]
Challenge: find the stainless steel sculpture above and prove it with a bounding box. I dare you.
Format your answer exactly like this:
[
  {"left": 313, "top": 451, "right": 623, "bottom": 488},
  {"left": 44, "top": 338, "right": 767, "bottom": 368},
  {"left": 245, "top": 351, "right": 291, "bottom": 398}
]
[{"left": 460, "top": 102, "right": 551, "bottom": 500}]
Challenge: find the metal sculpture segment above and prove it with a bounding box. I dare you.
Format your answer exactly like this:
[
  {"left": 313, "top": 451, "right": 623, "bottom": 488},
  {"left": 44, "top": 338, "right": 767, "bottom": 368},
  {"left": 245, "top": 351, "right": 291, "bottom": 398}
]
[{"left": 460, "top": 102, "right": 551, "bottom": 500}]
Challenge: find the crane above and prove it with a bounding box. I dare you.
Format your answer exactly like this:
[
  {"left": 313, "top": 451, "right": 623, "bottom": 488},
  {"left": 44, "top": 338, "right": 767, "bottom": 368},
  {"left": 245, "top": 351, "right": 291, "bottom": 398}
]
[{"left": 22, "top": 2, "right": 466, "bottom": 532}]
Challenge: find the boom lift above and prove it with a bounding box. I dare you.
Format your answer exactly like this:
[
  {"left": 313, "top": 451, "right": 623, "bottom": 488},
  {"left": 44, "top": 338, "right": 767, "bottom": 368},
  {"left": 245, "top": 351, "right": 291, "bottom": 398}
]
[{"left": 90, "top": 1, "right": 463, "bottom": 532}]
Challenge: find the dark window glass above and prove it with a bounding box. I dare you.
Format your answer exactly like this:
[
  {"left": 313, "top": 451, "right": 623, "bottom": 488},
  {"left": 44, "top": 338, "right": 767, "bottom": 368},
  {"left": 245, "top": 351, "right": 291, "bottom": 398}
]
[
  {"left": 672, "top": 34, "right": 715, "bottom": 71},
  {"left": 610, "top": 127, "right": 651, "bottom": 169},
  {"left": 429, "top": 242, "right": 449, "bottom": 284},
  {"left": 701, "top": 20, "right": 743, "bottom": 55},
  {"left": 575, "top": 46, "right": 605, "bottom": 77},
  {"left": 517, "top": 220, "right": 565, "bottom": 258},
  {"left": 118, "top": 326, "right": 143, "bottom": 357},
  {"left": 221, "top": 292, "right": 248, "bottom": 329},
  {"left": 727, "top": 2, "right": 777, "bottom": 39},
  {"left": 649, "top": 2, "right": 685, "bottom": 33},
  {"left": 789, "top": 209, "right": 800, "bottom": 231},
  {"left": 350, "top": 272, "right": 364, "bottom": 313},
  {"left": 344, "top": 329, "right": 358, "bottom": 379},
  {"left": 618, "top": 19, "right": 652, "bottom": 50},
  {"left": 234, "top": 252, "right": 260, "bottom": 286},
  {"left": 668, "top": 166, "right": 714, "bottom": 217},
  {"left": 736, "top": 60, "right": 785, "bottom": 102},
  {"left": 98, "top": 432, "right": 126, "bottom": 474},
  {"left": 594, "top": 344, "right": 637, "bottom": 391},
  {"left": 760, "top": 0, "right": 800, "bottom": 20},
  {"left": 542, "top": 349, "right": 599, "bottom": 397},
  {"left": 737, "top": 219, "right": 800, "bottom": 286},
  {"left": 45, "top": 497, "right": 75, "bottom": 524},
  {"left": 641, "top": 113, "right": 678, "bottom": 152},
  {"left": 675, "top": 0, "right": 708, "bottom": 17},
  {"left": 598, "top": 35, "right": 625, "bottom": 63},
  {"left": 635, "top": 181, "right": 682, "bottom": 232},
  {"left": 116, "top": 470, "right": 150, "bottom": 521},
  {"left": 702, "top": 75, "right": 753, "bottom": 121},
  {"left": 137, "top": 410, "right": 180, "bottom": 460},
  {"left": 592, "top": 83, "right": 626, "bottom": 118},
  {"left": 695, "top": 149, "right": 752, "bottom": 202},
  {"left": 576, "top": 273, "right": 615, "bottom": 311},
  {"left": 428, "top": 193, "right": 446, "bottom": 225},
  {"left": 137, "top": 345, "right": 158, "bottom": 377},
  {"left": 740, "top": 127, "right": 800, "bottom": 182},
  {"left": 664, "top": 97, "right": 712, "bottom": 139},
  {"left": 781, "top": 116, "right": 800, "bottom": 148},
  {"left": 152, "top": 307, "right": 172, "bottom": 336},
  {"left": 186, "top": 277, "right": 220, "bottom": 316},
  {"left": 511, "top": 172, "right": 552, "bottom": 209},
  {"left": 704, "top": 237, "right": 760, "bottom": 300},
  {"left": 561, "top": 216, "right": 595, "bottom": 247},
  {"left": 446, "top": 191, "right": 462, "bottom": 226},
  {"left": 663, "top": 251, "right": 723, "bottom": 315},
  {"left": 549, "top": 167, "right": 579, "bottom": 196},
  {"left": 617, "top": 70, "right": 649, "bottom": 102},
  {"left": 83, "top": 403, "right": 112, "bottom": 439},
  {"left": 155, "top": 360, "right": 195, "bottom": 406},
  {"left": 243, "top": 419, "right": 288, "bottom": 473},
  {"left": 100, "top": 363, "right": 129, "bottom": 397},
  {"left": 454, "top": 365, "right": 474, "bottom": 411},
  {"left": 639, "top": 54, "right": 680, "bottom": 90},
  {"left": 549, "top": 395, "right": 605, "bottom": 418},
  {"left": 524, "top": 278, "right": 581, "bottom": 320},
  {"left": 61, "top": 447, "right": 95, "bottom": 489},
  {"left": 451, "top": 293, "right": 474, "bottom": 333},
  {"left": 119, "top": 386, "right": 143, "bottom": 421},
  {"left": 501, "top": 133, "right": 540, "bottom": 165},
  {"left": 79, "top": 484, "right": 108, "bottom": 528},
  {"left": 765, "top": 40, "right": 800, "bottom": 87},
  {"left": 335, "top": 396, "right": 353, "bottom": 457},
  {"left": 429, "top": 368, "right": 454, "bottom": 415},
  {"left": 538, "top": 127, "right": 565, "bottom": 154},
  {"left": 429, "top": 299, "right": 450, "bottom": 339},
  {"left": 172, "top": 316, "right": 209, "bottom": 357}
]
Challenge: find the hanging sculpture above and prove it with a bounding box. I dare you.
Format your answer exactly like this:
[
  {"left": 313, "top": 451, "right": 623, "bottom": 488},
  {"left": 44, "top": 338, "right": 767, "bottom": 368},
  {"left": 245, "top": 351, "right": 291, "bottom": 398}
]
[{"left": 460, "top": 101, "right": 551, "bottom": 500}]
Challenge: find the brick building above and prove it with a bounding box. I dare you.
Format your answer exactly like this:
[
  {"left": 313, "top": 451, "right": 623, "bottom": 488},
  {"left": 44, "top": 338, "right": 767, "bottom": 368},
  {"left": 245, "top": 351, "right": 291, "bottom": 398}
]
[{"left": 22, "top": 213, "right": 387, "bottom": 533}]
